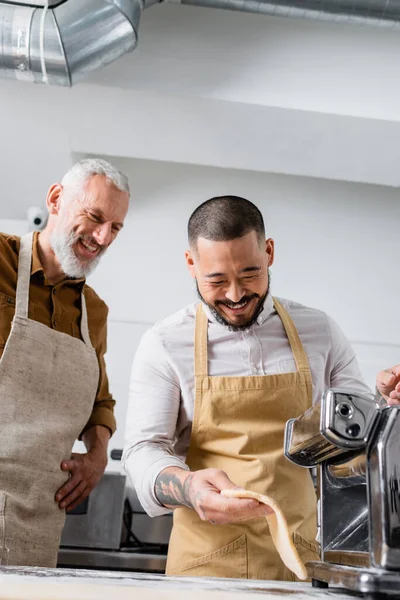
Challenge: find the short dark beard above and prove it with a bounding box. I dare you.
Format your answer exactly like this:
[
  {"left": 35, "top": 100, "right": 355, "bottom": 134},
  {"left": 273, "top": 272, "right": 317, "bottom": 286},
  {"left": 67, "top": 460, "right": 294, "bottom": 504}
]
[{"left": 196, "top": 270, "right": 271, "bottom": 332}]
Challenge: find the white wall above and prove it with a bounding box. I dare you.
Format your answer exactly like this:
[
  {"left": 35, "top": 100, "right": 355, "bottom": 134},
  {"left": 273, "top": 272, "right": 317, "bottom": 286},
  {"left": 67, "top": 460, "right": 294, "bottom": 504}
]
[
  {"left": 0, "top": 220, "right": 29, "bottom": 237},
  {"left": 89, "top": 4, "right": 400, "bottom": 122},
  {"left": 87, "top": 156, "right": 399, "bottom": 338}
]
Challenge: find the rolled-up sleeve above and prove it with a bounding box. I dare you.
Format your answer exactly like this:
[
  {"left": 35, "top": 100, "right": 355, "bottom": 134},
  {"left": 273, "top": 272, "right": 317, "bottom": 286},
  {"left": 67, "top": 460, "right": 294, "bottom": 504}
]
[
  {"left": 123, "top": 328, "right": 189, "bottom": 517},
  {"left": 80, "top": 318, "right": 117, "bottom": 438}
]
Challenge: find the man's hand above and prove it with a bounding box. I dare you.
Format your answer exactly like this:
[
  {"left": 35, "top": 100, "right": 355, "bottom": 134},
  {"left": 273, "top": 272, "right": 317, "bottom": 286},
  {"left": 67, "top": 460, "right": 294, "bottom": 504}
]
[
  {"left": 55, "top": 425, "right": 110, "bottom": 511},
  {"left": 55, "top": 450, "right": 107, "bottom": 511},
  {"left": 377, "top": 364, "right": 400, "bottom": 404},
  {"left": 155, "top": 467, "right": 272, "bottom": 525}
]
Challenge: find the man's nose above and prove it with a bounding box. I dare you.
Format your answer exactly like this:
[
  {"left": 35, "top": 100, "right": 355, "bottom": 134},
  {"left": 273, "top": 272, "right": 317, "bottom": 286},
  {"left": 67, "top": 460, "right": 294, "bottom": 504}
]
[
  {"left": 225, "top": 281, "right": 245, "bottom": 303},
  {"left": 94, "top": 222, "right": 112, "bottom": 246}
]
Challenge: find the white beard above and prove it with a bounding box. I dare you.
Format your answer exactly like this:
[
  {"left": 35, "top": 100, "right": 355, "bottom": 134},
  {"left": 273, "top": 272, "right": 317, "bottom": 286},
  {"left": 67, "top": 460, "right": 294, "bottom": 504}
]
[{"left": 50, "top": 225, "right": 104, "bottom": 279}]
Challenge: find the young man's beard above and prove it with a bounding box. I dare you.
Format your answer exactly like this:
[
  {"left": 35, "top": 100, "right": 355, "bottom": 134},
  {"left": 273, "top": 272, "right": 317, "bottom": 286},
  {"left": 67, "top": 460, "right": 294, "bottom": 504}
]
[{"left": 196, "top": 270, "right": 271, "bottom": 331}]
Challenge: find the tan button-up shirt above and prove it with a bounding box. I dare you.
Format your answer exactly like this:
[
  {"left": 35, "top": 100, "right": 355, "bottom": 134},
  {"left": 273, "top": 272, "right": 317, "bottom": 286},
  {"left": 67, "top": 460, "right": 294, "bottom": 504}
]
[{"left": 0, "top": 231, "right": 116, "bottom": 436}]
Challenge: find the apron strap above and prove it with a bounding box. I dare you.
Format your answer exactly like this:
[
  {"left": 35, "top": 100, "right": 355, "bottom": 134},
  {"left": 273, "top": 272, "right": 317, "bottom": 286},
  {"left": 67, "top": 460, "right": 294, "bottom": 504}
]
[
  {"left": 272, "top": 298, "right": 310, "bottom": 374},
  {"left": 194, "top": 299, "right": 312, "bottom": 396},
  {"left": 194, "top": 303, "right": 209, "bottom": 378},
  {"left": 80, "top": 289, "right": 94, "bottom": 349},
  {"left": 17, "top": 232, "right": 93, "bottom": 350},
  {"left": 15, "top": 232, "right": 34, "bottom": 319}
]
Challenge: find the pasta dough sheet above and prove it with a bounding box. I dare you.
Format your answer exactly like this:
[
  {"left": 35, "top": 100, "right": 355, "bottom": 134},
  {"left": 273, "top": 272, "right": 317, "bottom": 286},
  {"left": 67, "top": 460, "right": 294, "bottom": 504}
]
[{"left": 221, "top": 488, "right": 308, "bottom": 580}]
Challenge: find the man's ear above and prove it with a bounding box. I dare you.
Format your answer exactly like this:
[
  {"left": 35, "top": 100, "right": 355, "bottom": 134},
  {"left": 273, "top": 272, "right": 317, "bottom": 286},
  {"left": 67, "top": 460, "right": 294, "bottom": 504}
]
[
  {"left": 266, "top": 238, "right": 275, "bottom": 267},
  {"left": 46, "top": 184, "right": 63, "bottom": 215},
  {"left": 185, "top": 249, "right": 196, "bottom": 278}
]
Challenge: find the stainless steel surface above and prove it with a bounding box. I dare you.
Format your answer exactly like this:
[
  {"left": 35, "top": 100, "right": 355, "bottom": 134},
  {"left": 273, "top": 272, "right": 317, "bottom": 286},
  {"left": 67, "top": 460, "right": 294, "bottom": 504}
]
[
  {"left": 284, "top": 402, "right": 344, "bottom": 467},
  {"left": 0, "top": 0, "right": 140, "bottom": 86},
  {"left": 285, "top": 389, "right": 378, "bottom": 467},
  {"left": 309, "top": 560, "right": 400, "bottom": 595},
  {"left": 369, "top": 406, "right": 400, "bottom": 570},
  {"left": 286, "top": 389, "right": 400, "bottom": 596},
  {"left": 130, "top": 512, "right": 172, "bottom": 546},
  {"left": 178, "top": 0, "right": 400, "bottom": 28},
  {"left": 59, "top": 471, "right": 170, "bottom": 573},
  {"left": 316, "top": 395, "right": 386, "bottom": 563},
  {"left": 60, "top": 472, "right": 126, "bottom": 550},
  {"left": 323, "top": 550, "right": 369, "bottom": 568},
  {"left": 327, "top": 455, "right": 366, "bottom": 479},
  {"left": 126, "top": 485, "right": 172, "bottom": 545},
  {"left": 57, "top": 547, "right": 167, "bottom": 573},
  {"left": 320, "top": 458, "right": 369, "bottom": 556},
  {"left": 321, "top": 389, "right": 379, "bottom": 449}
]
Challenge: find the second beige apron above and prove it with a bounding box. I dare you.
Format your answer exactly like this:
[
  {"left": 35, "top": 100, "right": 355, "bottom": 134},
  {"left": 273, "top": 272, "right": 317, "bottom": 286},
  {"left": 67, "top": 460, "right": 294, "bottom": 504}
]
[
  {"left": 0, "top": 232, "right": 100, "bottom": 567},
  {"left": 166, "top": 299, "right": 319, "bottom": 580}
]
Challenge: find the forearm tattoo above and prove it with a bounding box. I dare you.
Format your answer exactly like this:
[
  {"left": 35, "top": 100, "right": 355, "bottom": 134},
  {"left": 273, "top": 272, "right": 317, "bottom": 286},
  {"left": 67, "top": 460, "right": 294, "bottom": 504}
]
[{"left": 155, "top": 471, "right": 194, "bottom": 509}]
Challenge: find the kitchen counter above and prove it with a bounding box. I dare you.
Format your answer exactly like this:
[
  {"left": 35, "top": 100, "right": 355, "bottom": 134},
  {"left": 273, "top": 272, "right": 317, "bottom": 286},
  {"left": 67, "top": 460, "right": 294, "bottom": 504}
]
[{"left": 0, "top": 566, "right": 359, "bottom": 600}]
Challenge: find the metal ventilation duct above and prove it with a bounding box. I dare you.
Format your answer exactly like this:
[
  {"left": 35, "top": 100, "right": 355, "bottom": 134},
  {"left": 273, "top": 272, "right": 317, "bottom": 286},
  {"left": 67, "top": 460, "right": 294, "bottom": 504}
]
[
  {"left": 1, "top": 0, "right": 400, "bottom": 88},
  {"left": 0, "top": 0, "right": 143, "bottom": 86},
  {"left": 179, "top": 0, "right": 400, "bottom": 28}
]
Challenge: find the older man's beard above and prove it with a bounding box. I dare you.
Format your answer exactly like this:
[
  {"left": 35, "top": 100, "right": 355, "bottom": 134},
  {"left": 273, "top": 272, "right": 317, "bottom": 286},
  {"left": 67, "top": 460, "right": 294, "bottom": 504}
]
[
  {"left": 50, "top": 222, "right": 106, "bottom": 279},
  {"left": 196, "top": 270, "right": 271, "bottom": 331}
]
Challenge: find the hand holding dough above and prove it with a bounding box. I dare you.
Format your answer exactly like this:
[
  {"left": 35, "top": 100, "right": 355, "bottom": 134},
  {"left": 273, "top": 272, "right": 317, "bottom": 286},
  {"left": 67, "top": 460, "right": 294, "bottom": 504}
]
[{"left": 221, "top": 488, "right": 308, "bottom": 580}]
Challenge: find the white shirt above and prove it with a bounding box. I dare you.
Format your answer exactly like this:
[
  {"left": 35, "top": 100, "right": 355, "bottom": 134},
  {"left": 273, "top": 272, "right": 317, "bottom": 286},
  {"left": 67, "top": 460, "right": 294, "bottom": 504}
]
[{"left": 123, "top": 295, "right": 372, "bottom": 517}]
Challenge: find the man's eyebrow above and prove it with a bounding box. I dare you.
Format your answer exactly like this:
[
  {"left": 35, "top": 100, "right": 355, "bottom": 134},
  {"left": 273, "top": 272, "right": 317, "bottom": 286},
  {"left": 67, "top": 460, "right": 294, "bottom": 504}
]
[
  {"left": 205, "top": 266, "right": 261, "bottom": 278},
  {"left": 205, "top": 272, "right": 225, "bottom": 278},
  {"left": 241, "top": 266, "right": 261, "bottom": 273}
]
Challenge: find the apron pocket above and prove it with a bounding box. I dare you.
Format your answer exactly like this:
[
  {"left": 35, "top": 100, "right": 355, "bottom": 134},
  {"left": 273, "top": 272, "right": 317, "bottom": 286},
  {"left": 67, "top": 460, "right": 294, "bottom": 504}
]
[
  {"left": 173, "top": 534, "right": 248, "bottom": 579},
  {"left": 292, "top": 531, "right": 320, "bottom": 582}
]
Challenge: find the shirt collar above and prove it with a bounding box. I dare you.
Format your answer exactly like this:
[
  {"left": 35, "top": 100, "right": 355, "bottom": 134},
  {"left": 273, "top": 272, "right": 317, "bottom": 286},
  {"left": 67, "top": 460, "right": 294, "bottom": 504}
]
[
  {"left": 201, "top": 293, "right": 275, "bottom": 328},
  {"left": 31, "top": 232, "right": 44, "bottom": 277},
  {"left": 257, "top": 293, "right": 274, "bottom": 324}
]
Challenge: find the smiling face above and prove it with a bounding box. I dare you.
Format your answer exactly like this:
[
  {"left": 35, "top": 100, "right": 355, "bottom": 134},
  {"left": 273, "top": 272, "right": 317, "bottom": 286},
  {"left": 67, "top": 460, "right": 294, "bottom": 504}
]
[
  {"left": 186, "top": 230, "right": 274, "bottom": 330},
  {"left": 49, "top": 174, "right": 129, "bottom": 278}
]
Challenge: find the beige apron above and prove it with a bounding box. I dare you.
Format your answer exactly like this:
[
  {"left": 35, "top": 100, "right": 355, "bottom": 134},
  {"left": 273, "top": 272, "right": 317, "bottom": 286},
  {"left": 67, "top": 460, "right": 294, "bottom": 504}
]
[
  {"left": 166, "top": 299, "right": 319, "bottom": 580},
  {"left": 0, "top": 232, "right": 100, "bottom": 567}
]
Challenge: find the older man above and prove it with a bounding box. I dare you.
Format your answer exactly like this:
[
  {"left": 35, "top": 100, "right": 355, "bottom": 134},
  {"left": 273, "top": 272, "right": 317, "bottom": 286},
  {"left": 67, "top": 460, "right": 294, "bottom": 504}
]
[
  {"left": 0, "top": 158, "right": 130, "bottom": 567},
  {"left": 124, "top": 195, "right": 400, "bottom": 581}
]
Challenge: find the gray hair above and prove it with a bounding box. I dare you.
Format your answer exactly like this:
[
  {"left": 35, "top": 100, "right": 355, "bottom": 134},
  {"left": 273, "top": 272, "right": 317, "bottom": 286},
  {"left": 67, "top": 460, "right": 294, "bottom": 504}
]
[{"left": 61, "top": 158, "right": 130, "bottom": 197}]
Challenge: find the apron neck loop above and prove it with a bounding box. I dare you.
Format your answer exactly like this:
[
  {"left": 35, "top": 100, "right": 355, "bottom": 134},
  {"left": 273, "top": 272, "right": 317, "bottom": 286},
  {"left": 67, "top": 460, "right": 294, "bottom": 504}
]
[
  {"left": 273, "top": 298, "right": 310, "bottom": 374},
  {"left": 17, "top": 233, "right": 93, "bottom": 350},
  {"left": 16, "top": 233, "right": 34, "bottom": 319},
  {"left": 194, "top": 303, "right": 209, "bottom": 377},
  {"left": 194, "top": 299, "right": 311, "bottom": 382}
]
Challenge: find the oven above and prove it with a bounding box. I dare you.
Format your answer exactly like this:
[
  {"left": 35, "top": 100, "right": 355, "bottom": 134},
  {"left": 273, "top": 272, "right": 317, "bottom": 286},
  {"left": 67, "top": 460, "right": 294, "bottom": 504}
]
[{"left": 57, "top": 451, "right": 172, "bottom": 573}]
